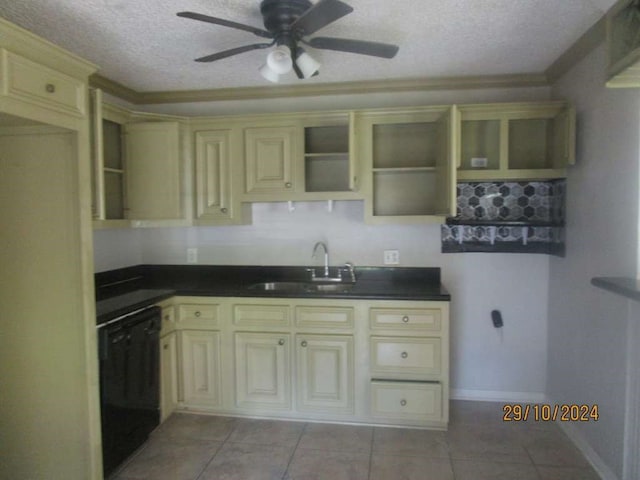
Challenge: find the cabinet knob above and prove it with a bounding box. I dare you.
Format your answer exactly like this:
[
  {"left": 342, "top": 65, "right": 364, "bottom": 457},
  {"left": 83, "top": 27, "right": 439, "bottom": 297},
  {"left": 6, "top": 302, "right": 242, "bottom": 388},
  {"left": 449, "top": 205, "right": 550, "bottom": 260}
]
[
  {"left": 164, "top": 315, "right": 170, "bottom": 321},
  {"left": 195, "top": 311, "right": 201, "bottom": 317},
  {"left": 163, "top": 344, "right": 169, "bottom": 350},
  {"left": 301, "top": 340, "right": 308, "bottom": 347},
  {"left": 401, "top": 351, "right": 408, "bottom": 359},
  {"left": 400, "top": 399, "right": 407, "bottom": 407},
  {"left": 285, "top": 182, "right": 292, "bottom": 188},
  {"left": 278, "top": 339, "right": 285, "bottom": 346},
  {"left": 402, "top": 315, "right": 409, "bottom": 323},
  {"left": 221, "top": 207, "right": 228, "bottom": 214},
  {"left": 45, "top": 83, "right": 56, "bottom": 93}
]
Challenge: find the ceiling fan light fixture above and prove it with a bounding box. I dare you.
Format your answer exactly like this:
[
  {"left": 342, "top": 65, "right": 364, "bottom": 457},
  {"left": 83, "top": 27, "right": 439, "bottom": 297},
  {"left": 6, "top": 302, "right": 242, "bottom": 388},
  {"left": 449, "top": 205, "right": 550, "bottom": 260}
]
[
  {"left": 295, "top": 49, "right": 320, "bottom": 78},
  {"left": 259, "top": 63, "right": 281, "bottom": 82},
  {"left": 266, "top": 45, "right": 293, "bottom": 74}
]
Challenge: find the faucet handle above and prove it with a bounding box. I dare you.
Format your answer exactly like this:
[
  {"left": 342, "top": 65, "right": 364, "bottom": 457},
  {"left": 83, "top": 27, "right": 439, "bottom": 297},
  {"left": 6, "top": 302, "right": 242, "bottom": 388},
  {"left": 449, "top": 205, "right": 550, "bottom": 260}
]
[
  {"left": 305, "top": 268, "right": 316, "bottom": 280},
  {"left": 343, "top": 262, "right": 356, "bottom": 283}
]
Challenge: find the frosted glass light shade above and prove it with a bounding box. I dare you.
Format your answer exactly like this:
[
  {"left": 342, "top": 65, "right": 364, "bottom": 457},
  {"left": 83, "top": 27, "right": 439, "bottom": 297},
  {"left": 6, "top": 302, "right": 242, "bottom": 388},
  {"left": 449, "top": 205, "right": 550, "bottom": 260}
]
[
  {"left": 259, "top": 63, "right": 280, "bottom": 83},
  {"left": 266, "top": 45, "right": 292, "bottom": 74},
  {"left": 296, "top": 51, "right": 320, "bottom": 78}
]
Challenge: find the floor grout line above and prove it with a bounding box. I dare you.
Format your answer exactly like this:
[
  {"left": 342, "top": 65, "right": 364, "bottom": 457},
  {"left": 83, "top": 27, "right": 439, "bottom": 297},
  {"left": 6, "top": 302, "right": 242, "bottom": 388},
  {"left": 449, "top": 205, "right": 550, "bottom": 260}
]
[{"left": 280, "top": 421, "right": 309, "bottom": 480}]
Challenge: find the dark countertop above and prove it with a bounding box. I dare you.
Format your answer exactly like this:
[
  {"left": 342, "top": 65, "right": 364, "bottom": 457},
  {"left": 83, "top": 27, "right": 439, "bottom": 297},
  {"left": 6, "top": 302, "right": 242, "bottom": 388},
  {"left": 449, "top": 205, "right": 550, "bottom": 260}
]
[
  {"left": 96, "top": 289, "right": 175, "bottom": 325},
  {"left": 591, "top": 277, "right": 640, "bottom": 302},
  {"left": 95, "top": 265, "right": 450, "bottom": 324}
]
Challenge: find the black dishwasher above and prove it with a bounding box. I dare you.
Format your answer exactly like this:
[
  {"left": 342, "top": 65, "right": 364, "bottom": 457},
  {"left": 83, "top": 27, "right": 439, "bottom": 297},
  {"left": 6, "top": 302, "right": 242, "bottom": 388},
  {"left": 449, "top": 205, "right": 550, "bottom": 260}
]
[{"left": 98, "top": 306, "right": 161, "bottom": 477}]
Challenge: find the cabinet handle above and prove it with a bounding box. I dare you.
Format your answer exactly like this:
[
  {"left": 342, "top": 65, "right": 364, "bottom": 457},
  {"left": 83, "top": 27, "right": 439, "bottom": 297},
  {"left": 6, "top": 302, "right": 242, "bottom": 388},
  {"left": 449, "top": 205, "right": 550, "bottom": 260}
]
[
  {"left": 194, "top": 311, "right": 201, "bottom": 317},
  {"left": 221, "top": 207, "right": 228, "bottom": 214},
  {"left": 164, "top": 315, "right": 170, "bottom": 321},
  {"left": 301, "top": 340, "right": 308, "bottom": 347},
  {"left": 45, "top": 83, "right": 56, "bottom": 93},
  {"left": 400, "top": 399, "right": 407, "bottom": 407},
  {"left": 402, "top": 315, "right": 409, "bottom": 323},
  {"left": 278, "top": 339, "right": 285, "bottom": 346},
  {"left": 401, "top": 351, "right": 408, "bottom": 359},
  {"left": 285, "top": 182, "right": 292, "bottom": 188},
  {"left": 163, "top": 344, "right": 169, "bottom": 350}
]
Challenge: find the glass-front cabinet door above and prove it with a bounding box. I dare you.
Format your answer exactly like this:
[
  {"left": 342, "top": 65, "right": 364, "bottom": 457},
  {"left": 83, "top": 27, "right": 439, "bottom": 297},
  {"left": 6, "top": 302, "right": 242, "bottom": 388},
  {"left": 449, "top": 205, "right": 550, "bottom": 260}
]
[{"left": 361, "top": 106, "right": 457, "bottom": 224}]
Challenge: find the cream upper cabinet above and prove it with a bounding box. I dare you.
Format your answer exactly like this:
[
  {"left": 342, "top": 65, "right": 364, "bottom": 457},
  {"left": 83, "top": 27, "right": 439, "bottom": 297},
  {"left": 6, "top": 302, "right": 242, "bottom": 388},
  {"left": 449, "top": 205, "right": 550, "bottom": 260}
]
[
  {"left": 296, "top": 334, "right": 354, "bottom": 414},
  {"left": 125, "top": 121, "right": 182, "bottom": 220},
  {"left": 606, "top": 0, "right": 640, "bottom": 87},
  {"left": 456, "top": 102, "right": 575, "bottom": 181},
  {"left": 361, "top": 106, "right": 457, "bottom": 224},
  {"left": 244, "top": 125, "right": 298, "bottom": 196},
  {"left": 194, "top": 129, "right": 250, "bottom": 225}
]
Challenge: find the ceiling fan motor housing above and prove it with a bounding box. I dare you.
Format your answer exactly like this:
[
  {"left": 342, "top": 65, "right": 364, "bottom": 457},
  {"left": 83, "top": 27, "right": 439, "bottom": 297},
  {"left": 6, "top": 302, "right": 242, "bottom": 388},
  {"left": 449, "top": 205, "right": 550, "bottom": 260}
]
[{"left": 260, "top": 0, "right": 313, "bottom": 35}]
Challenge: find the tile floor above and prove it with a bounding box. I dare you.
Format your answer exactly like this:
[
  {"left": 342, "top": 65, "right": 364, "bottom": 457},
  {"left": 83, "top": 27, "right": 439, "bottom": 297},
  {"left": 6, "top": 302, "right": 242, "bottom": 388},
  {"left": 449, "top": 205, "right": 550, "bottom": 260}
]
[{"left": 112, "top": 401, "right": 601, "bottom": 480}]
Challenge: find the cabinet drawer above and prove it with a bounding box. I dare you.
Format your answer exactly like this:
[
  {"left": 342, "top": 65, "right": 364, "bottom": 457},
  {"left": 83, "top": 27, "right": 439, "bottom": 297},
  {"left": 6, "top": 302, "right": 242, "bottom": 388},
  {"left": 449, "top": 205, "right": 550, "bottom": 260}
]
[
  {"left": 233, "top": 304, "right": 290, "bottom": 328},
  {"left": 371, "top": 337, "right": 441, "bottom": 377},
  {"left": 295, "top": 305, "right": 354, "bottom": 329},
  {"left": 177, "top": 304, "right": 219, "bottom": 328},
  {"left": 371, "top": 381, "right": 442, "bottom": 420},
  {"left": 370, "top": 307, "right": 441, "bottom": 332},
  {"left": 2, "top": 50, "right": 85, "bottom": 117}
]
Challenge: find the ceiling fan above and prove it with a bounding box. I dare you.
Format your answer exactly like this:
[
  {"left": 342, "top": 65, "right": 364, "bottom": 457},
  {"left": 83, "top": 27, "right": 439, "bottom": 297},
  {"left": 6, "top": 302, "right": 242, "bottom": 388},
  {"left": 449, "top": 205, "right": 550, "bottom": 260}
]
[{"left": 177, "top": 0, "right": 399, "bottom": 82}]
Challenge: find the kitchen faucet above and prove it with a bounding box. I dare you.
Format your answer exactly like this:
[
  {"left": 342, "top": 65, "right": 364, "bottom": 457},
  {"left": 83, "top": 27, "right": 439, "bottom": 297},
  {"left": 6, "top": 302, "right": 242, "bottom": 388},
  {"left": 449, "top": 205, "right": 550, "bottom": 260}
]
[{"left": 312, "top": 241, "right": 330, "bottom": 278}]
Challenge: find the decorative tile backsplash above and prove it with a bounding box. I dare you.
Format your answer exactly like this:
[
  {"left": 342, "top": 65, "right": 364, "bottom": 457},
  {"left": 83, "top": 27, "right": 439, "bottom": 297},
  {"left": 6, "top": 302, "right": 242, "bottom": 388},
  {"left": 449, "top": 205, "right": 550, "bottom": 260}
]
[
  {"left": 456, "top": 180, "right": 565, "bottom": 222},
  {"left": 442, "top": 180, "right": 566, "bottom": 255}
]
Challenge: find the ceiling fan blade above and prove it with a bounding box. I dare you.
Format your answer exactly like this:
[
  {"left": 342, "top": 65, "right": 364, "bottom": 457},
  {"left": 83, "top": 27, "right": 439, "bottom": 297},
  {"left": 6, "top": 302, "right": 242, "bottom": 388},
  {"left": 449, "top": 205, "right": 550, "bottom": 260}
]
[
  {"left": 177, "top": 11, "right": 273, "bottom": 39},
  {"left": 306, "top": 37, "right": 399, "bottom": 58},
  {"left": 290, "top": 0, "right": 353, "bottom": 36},
  {"left": 194, "top": 42, "right": 274, "bottom": 62}
]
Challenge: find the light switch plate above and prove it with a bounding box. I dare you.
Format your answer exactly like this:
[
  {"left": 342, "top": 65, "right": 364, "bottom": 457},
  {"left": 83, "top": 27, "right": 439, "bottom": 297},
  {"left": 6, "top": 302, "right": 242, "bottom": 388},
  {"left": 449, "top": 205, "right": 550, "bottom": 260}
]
[
  {"left": 383, "top": 250, "right": 399, "bottom": 265},
  {"left": 187, "top": 248, "right": 198, "bottom": 264}
]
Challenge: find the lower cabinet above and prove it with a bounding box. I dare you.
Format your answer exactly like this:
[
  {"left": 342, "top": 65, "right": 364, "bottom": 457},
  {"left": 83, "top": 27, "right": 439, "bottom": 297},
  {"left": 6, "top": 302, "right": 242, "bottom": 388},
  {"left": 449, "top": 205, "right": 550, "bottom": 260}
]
[
  {"left": 179, "top": 330, "right": 222, "bottom": 409},
  {"left": 296, "top": 334, "right": 354, "bottom": 414},
  {"left": 234, "top": 332, "right": 291, "bottom": 409},
  {"left": 160, "top": 331, "right": 178, "bottom": 422},
  {"left": 171, "top": 296, "right": 449, "bottom": 429}
]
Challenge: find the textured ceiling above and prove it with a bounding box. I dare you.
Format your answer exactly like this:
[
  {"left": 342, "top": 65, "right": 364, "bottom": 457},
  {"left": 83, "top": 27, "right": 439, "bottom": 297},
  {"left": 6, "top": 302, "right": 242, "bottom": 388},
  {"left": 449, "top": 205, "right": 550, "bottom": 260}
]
[{"left": 0, "top": 0, "right": 619, "bottom": 92}]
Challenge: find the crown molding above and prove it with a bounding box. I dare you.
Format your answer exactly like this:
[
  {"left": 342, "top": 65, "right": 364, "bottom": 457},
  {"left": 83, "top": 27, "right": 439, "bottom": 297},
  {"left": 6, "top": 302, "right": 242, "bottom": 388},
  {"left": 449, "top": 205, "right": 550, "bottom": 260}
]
[
  {"left": 545, "top": 16, "right": 606, "bottom": 83},
  {"left": 89, "top": 73, "right": 549, "bottom": 105}
]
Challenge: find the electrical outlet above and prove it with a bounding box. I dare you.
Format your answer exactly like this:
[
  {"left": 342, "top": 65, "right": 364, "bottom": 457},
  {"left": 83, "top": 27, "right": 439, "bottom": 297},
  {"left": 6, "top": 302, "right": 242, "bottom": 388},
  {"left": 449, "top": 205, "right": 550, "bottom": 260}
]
[
  {"left": 187, "top": 248, "right": 198, "bottom": 264},
  {"left": 383, "top": 250, "right": 399, "bottom": 265}
]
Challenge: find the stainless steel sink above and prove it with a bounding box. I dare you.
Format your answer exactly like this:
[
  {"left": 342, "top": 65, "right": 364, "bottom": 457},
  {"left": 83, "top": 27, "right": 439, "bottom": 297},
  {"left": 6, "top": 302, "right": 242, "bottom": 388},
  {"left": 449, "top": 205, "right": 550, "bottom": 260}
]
[{"left": 247, "top": 281, "right": 354, "bottom": 294}]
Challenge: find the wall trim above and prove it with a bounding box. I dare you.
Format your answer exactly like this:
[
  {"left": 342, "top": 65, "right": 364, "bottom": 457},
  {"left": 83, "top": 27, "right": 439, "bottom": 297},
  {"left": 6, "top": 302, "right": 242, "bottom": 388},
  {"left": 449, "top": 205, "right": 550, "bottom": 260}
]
[
  {"left": 89, "top": 73, "right": 549, "bottom": 105},
  {"left": 555, "top": 419, "right": 619, "bottom": 480},
  {"left": 450, "top": 388, "right": 546, "bottom": 403}
]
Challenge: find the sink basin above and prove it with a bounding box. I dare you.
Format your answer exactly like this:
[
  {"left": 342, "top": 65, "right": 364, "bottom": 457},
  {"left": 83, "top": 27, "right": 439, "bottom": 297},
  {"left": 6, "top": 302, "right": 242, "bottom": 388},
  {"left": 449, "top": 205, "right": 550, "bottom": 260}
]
[{"left": 247, "top": 281, "right": 354, "bottom": 294}]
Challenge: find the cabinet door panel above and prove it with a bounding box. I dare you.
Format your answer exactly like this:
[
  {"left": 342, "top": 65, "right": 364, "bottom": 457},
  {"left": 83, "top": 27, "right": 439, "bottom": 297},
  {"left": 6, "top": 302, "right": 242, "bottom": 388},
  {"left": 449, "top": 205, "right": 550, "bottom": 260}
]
[
  {"left": 235, "top": 332, "right": 291, "bottom": 409},
  {"left": 296, "top": 335, "right": 354, "bottom": 413},
  {"left": 125, "top": 121, "right": 181, "bottom": 220},
  {"left": 244, "top": 126, "right": 296, "bottom": 194},
  {"left": 160, "top": 332, "right": 178, "bottom": 421},
  {"left": 195, "top": 130, "right": 233, "bottom": 221},
  {"left": 180, "top": 330, "right": 221, "bottom": 408}
]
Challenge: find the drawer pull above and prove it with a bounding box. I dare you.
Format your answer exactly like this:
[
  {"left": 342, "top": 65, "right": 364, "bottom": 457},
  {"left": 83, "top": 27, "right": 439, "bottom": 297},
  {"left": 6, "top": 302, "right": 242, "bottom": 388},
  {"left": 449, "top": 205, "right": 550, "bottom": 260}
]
[
  {"left": 400, "top": 399, "right": 407, "bottom": 407},
  {"left": 285, "top": 182, "right": 292, "bottom": 188},
  {"left": 45, "top": 83, "right": 56, "bottom": 93},
  {"left": 221, "top": 207, "right": 228, "bottom": 213},
  {"left": 402, "top": 315, "right": 409, "bottom": 323},
  {"left": 194, "top": 311, "right": 201, "bottom": 317},
  {"left": 401, "top": 351, "right": 408, "bottom": 359},
  {"left": 278, "top": 339, "right": 285, "bottom": 346},
  {"left": 301, "top": 340, "right": 308, "bottom": 347}
]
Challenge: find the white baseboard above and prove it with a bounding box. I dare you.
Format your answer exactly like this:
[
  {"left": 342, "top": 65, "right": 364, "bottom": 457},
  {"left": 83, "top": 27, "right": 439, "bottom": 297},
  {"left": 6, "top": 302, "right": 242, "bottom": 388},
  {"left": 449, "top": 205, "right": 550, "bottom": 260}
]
[
  {"left": 556, "top": 420, "right": 619, "bottom": 480},
  {"left": 450, "top": 388, "right": 546, "bottom": 403}
]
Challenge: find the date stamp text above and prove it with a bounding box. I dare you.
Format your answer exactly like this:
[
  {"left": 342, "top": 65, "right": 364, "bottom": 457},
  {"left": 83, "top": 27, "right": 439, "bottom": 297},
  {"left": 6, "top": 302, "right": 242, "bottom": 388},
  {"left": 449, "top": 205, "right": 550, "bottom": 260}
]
[{"left": 503, "top": 404, "right": 599, "bottom": 422}]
